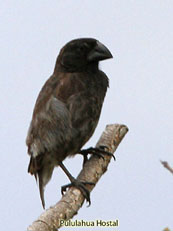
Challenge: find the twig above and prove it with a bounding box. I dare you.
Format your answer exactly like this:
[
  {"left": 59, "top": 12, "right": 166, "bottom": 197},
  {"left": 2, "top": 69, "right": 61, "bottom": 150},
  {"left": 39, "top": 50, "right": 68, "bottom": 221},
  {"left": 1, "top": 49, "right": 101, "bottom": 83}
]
[
  {"left": 27, "top": 123, "right": 129, "bottom": 231},
  {"left": 161, "top": 160, "right": 173, "bottom": 174}
]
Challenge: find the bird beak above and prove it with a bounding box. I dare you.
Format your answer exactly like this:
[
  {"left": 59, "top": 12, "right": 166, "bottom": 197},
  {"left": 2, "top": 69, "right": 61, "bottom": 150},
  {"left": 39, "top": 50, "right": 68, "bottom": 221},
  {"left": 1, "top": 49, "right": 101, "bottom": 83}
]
[{"left": 88, "top": 41, "right": 113, "bottom": 62}]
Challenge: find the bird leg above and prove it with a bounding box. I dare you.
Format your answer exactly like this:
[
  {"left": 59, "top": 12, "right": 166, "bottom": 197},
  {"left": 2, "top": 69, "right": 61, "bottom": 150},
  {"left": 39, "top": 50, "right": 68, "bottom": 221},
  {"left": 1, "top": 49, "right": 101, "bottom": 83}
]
[
  {"left": 59, "top": 162, "right": 95, "bottom": 205},
  {"left": 79, "top": 145, "right": 115, "bottom": 166}
]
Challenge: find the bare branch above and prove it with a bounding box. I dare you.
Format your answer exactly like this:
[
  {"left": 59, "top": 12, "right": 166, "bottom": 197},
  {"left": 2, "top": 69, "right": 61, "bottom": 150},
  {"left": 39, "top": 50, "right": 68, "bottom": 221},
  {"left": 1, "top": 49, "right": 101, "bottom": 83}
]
[
  {"left": 27, "top": 124, "right": 129, "bottom": 231},
  {"left": 161, "top": 160, "right": 173, "bottom": 174}
]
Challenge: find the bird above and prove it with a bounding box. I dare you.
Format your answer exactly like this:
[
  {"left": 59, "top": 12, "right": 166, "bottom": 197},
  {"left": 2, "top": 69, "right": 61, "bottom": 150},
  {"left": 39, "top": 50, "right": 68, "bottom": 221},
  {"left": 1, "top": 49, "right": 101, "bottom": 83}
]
[{"left": 26, "top": 38, "right": 113, "bottom": 208}]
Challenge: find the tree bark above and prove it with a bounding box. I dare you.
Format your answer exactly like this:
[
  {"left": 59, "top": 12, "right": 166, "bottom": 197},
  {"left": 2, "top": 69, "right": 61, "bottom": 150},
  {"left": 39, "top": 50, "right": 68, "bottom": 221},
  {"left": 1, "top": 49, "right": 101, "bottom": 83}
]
[{"left": 27, "top": 123, "right": 129, "bottom": 231}]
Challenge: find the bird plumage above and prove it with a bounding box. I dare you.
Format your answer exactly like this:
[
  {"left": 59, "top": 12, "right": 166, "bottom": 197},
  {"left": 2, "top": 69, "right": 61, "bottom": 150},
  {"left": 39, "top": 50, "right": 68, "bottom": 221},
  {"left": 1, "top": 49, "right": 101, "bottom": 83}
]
[{"left": 26, "top": 38, "right": 112, "bottom": 208}]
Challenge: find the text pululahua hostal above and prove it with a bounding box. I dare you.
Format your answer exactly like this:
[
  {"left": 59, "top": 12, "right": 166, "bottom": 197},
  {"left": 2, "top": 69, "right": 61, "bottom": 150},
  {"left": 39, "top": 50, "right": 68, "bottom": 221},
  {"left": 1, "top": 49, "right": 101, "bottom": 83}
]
[{"left": 60, "top": 219, "right": 119, "bottom": 227}]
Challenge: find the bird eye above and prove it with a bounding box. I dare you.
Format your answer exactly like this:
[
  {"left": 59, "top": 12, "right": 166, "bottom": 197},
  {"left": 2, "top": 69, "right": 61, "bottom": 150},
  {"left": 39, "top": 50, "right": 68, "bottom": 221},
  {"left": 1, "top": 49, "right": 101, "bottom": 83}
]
[
  {"left": 78, "top": 43, "right": 89, "bottom": 52},
  {"left": 83, "top": 42, "right": 89, "bottom": 48}
]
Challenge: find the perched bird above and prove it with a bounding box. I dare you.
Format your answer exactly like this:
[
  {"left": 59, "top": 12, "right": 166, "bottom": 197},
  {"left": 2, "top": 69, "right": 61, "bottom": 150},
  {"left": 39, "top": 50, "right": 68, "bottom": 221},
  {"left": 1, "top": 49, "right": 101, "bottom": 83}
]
[{"left": 26, "top": 38, "right": 113, "bottom": 208}]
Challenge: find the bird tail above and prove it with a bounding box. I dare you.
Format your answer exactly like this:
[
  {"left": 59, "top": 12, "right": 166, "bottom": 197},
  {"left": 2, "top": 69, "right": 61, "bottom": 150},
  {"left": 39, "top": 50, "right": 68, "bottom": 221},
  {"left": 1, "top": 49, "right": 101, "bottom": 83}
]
[
  {"left": 38, "top": 171, "right": 46, "bottom": 209},
  {"left": 28, "top": 155, "right": 54, "bottom": 209}
]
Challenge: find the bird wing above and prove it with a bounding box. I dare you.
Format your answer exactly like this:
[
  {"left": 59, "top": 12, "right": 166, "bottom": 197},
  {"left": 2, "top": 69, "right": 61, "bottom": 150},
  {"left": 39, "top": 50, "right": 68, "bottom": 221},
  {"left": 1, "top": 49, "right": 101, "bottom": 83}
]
[
  {"left": 26, "top": 73, "right": 80, "bottom": 160},
  {"left": 26, "top": 73, "right": 84, "bottom": 208}
]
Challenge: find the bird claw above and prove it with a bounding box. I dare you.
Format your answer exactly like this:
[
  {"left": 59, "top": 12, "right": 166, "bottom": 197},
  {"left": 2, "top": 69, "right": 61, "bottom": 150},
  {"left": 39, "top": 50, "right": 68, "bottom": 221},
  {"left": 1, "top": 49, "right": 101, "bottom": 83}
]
[
  {"left": 79, "top": 145, "right": 115, "bottom": 166},
  {"left": 61, "top": 179, "right": 95, "bottom": 206},
  {"left": 98, "top": 145, "right": 116, "bottom": 160}
]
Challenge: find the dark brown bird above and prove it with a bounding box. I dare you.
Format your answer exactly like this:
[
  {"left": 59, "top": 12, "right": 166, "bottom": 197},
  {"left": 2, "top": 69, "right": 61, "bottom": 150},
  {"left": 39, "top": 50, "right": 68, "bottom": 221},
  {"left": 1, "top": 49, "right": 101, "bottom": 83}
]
[{"left": 26, "top": 38, "right": 113, "bottom": 208}]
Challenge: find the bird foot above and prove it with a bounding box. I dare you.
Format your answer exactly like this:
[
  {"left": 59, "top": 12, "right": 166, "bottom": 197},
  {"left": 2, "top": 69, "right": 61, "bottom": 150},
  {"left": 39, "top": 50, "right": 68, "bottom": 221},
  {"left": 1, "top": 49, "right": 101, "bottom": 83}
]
[
  {"left": 61, "top": 178, "right": 95, "bottom": 206},
  {"left": 79, "top": 145, "right": 115, "bottom": 166}
]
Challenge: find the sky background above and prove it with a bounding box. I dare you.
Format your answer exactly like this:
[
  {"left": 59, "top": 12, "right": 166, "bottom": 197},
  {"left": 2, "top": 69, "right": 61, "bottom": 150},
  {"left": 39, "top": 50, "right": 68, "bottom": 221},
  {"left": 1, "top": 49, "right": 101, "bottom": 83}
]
[{"left": 1, "top": 1, "right": 173, "bottom": 230}]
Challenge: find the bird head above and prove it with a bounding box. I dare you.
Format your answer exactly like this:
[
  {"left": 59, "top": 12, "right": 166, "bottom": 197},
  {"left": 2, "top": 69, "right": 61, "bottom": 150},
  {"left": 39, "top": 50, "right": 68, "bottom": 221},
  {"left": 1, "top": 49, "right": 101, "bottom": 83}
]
[{"left": 55, "top": 38, "right": 113, "bottom": 72}]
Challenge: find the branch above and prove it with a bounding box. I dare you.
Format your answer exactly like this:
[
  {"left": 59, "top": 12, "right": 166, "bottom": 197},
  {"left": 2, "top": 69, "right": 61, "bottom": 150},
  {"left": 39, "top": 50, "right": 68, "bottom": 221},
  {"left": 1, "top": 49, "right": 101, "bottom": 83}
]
[
  {"left": 27, "top": 123, "right": 129, "bottom": 231},
  {"left": 160, "top": 160, "right": 173, "bottom": 174}
]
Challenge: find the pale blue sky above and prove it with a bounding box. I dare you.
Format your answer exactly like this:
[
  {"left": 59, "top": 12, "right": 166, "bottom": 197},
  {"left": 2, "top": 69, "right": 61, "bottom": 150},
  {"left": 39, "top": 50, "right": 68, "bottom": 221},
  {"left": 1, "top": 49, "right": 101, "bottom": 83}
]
[{"left": 1, "top": 1, "right": 173, "bottom": 230}]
